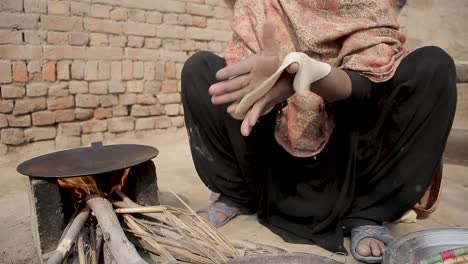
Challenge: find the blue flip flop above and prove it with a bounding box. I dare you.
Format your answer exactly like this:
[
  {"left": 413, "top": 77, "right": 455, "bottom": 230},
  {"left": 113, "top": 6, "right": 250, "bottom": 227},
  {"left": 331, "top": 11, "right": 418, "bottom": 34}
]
[
  {"left": 197, "top": 203, "right": 242, "bottom": 228},
  {"left": 351, "top": 225, "right": 394, "bottom": 263}
]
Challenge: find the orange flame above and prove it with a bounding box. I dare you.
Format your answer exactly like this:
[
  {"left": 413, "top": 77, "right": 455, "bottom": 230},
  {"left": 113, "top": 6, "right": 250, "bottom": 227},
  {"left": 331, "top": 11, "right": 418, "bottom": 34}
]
[{"left": 57, "top": 168, "right": 130, "bottom": 204}]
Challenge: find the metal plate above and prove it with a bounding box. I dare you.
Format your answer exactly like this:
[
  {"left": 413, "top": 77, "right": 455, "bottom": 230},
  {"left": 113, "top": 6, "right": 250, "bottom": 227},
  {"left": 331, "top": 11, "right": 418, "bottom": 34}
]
[
  {"left": 17, "top": 143, "right": 159, "bottom": 178},
  {"left": 227, "top": 253, "right": 342, "bottom": 264},
  {"left": 383, "top": 228, "right": 468, "bottom": 264}
]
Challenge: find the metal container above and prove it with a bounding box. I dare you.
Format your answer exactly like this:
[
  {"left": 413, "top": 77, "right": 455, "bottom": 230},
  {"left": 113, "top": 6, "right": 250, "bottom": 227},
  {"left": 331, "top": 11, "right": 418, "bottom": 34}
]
[
  {"left": 227, "top": 253, "right": 342, "bottom": 264},
  {"left": 383, "top": 228, "right": 468, "bottom": 264}
]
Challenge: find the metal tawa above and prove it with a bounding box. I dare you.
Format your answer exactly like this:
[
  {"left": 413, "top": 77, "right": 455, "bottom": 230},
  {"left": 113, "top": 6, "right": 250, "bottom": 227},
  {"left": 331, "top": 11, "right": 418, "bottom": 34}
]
[
  {"left": 17, "top": 142, "right": 159, "bottom": 178},
  {"left": 226, "top": 253, "right": 342, "bottom": 264},
  {"left": 383, "top": 228, "right": 468, "bottom": 264}
]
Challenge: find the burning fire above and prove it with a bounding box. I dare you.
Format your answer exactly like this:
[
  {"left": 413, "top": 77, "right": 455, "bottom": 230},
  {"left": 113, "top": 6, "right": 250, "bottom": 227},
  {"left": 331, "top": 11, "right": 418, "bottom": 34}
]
[{"left": 58, "top": 168, "right": 130, "bottom": 204}]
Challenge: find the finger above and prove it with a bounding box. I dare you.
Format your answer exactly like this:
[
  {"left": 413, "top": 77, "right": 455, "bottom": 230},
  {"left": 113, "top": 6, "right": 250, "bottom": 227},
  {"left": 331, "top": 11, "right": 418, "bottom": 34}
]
[
  {"left": 286, "top": 62, "right": 299, "bottom": 74},
  {"left": 262, "top": 21, "right": 278, "bottom": 56},
  {"left": 216, "top": 58, "right": 253, "bottom": 80},
  {"left": 227, "top": 101, "right": 239, "bottom": 114},
  {"left": 240, "top": 99, "right": 267, "bottom": 136},
  {"left": 209, "top": 74, "right": 250, "bottom": 96},
  {"left": 211, "top": 87, "right": 250, "bottom": 105}
]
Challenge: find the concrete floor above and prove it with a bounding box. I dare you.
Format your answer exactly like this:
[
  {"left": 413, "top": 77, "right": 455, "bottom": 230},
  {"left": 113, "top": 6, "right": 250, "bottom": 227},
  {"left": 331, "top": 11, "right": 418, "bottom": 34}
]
[{"left": 1, "top": 129, "right": 468, "bottom": 263}]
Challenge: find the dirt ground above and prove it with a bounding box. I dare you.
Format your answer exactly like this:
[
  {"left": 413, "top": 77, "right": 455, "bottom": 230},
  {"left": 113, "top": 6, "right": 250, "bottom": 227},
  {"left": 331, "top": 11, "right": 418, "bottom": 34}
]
[{"left": 1, "top": 129, "right": 468, "bottom": 264}]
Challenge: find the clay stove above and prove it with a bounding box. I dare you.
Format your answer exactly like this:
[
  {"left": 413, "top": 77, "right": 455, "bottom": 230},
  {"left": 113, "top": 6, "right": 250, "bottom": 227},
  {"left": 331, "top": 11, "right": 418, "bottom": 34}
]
[{"left": 17, "top": 142, "right": 160, "bottom": 263}]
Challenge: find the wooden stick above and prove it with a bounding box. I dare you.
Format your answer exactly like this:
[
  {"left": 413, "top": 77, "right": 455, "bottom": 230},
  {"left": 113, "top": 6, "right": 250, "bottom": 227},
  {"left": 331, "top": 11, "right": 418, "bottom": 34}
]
[
  {"left": 86, "top": 195, "right": 147, "bottom": 264},
  {"left": 115, "top": 206, "right": 167, "bottom": 214},
  {"left": 47, "top": 207, "right": 90, "bottom": 264},
  {"left": 113, "top": 190, "right": 168, "bottom": 224},
  {"left": 95, "top": 225, "right": 103, "bottom": 264},
  {"left": 103, "top": 242, "right": 116, "bottom": 264},
  {"left": 77, "top": 233, "right": 86, "bottom": 264},
  {"left": 124, "top": 214, "right": 176, "bottom": 261},
  {"left": 169, "top": 191, "right": 239, "bottom": 258},
  {"left": 90, "top": 223, "right": 97, "bottom": 264}
]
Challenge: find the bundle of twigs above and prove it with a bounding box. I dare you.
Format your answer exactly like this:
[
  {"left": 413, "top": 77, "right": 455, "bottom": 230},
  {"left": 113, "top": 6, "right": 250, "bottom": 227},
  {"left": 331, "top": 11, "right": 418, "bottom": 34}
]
[{"left": 113, "top": 190, "right": 286, "bottom": 264}]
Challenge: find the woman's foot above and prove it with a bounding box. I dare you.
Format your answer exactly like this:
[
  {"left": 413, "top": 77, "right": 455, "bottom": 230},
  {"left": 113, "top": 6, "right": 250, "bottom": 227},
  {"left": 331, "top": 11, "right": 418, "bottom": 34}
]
[
  {"left": 351, "top": 225, "right": 393, "bottom": 263},
  {"left": 196, "top": 202, "right": 242, "bottom": 228}
]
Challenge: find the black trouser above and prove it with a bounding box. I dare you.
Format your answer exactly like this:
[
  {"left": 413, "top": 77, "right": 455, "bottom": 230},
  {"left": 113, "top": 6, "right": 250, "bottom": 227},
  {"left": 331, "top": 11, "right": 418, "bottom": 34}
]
[{"left": 181, "top": 47, "right": 457, "bottom": 252}]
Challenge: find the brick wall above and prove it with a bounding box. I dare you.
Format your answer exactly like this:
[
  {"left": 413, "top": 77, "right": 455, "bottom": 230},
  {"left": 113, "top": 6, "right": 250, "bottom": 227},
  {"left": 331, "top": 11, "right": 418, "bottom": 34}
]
[{"left": 0, "top": 0, "right": 233, "bottom": 154}]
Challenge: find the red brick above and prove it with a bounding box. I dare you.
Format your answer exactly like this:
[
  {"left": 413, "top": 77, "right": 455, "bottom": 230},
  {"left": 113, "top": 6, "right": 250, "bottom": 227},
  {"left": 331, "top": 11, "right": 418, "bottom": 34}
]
[
  {"left": 0, "top": 100, "right": 14, "bottom": 113},
  {"left": 7, "top": 115, "right": 31, "bottom": 127},
  {"left": 0, "top": 61, "right": 12, "bottom": 84},
  {"left": 119, "top": 94, "right": 137, "bottom": 106},
  {"left": 47, "top": 96, "right": 75, "bottom": 110},
  {"left": 0, "top": 13, "right": 39, "bottom": 30},
  {"left": 76, "top": 94, "right": 100, "bottom": 108},
  {"left": 41, "top": 15, "right": 83, "bottom": 32},
  {"left": 171, "top": 116, "right": 184, "bottom": 128},
  {"left": 0, "top": 30, "right": 22, "bottom": 44},
  {"left": 149, "top": 104, "right": 165, "bottom": 115},
  {"left": 57, "top": 61, "right": 70, "bottom": 80},
  {"left": 122, "top": 60, "right": 133, "bottom": 80},
  {"left": 111, "top": 61, "right": 122, "bottom": 80},
  {"left": 100, "top": 95, "right": 118, "bottom": 107},
  {"left": 1, "top": 85, "right": 25, "bottom": 99},
  {"left": 125, "top": 48, "right": 159, "bottom": 61},
  {"left": 192, "top": 16, "right": 207, "bottom": 28},
  {"left": 161, "top": 80, "right": 178, "bottom": 93},
  {"left": 58, "top": 122, "right": 81, "bottom": 136},
  {"left": 157, "top": 93, "right": 181, "bottom": 104},
  {"left": 123, "top": 21, "right": 157, "bottom": 37},
  {"left": 48, "top": 83, "right": 69, "bottom": 97},
  {"left": 122, "top": 0, "right": 186, "bottom": 13},
  {"left": 86, "top": 47, "right": 123, "bottom": 60},
  {"left": 137, "top": 94, "right": 157, "bottom": 105},
  {"left": 81, "top": 119, "right": 107, "bottom": 133},
  {"left": 42, "top": 62, "right": 56, "bottom": 82},
  {"left": 165, "top": 104, "right": 180, "bottom": 116},
  {"left": 94, "top": 108, "right": 112, "bottom": 120},
  {"left": 48, "top": 1, "right": 69, "bottom": 15},
  {"left": 1, "top": 0, "right": 24, "bottom": 12},
  {"left": 165, "top": 62, "right": 176, "bottom": 79},
  {"left": 1, "top": 128, "right": 25, "bottom": 145},
  {"left": 107, "top": 117, "right": 134, "bottom": 132},
  {"left": 0, "top": 45, "right": 43, "bottom": 60},
  {"left": 24, "top": 127, "right": 56, "bottom": 142},
  {"left": 13, "top": 98, "right": 46, "bottom": 115},
  {"left": 55, "top": 109, "right": 75, "bottom": 123},
  {"left": 156, "top": 25, "right": 185, "bottom": 39},
  {"left": 135, "top": 117, "right": 154, "bottom": 130},
  {"left": 75, "top": 108, "right": 94, "bottom": 120},
  {"left": 32, "top": 111, "right": 55, "bottom": 126},
  {"left": 84, "top": 18, "right": 121, "bottom": 34},
  {"left": 154, "top": 116, "right": 171, "bottom": 128},
  {"left": 13, "top": 62, "right": 28, "bottom": 82},
  {"left": 44, "top": 46, "right": 86, "bottom": 60}
]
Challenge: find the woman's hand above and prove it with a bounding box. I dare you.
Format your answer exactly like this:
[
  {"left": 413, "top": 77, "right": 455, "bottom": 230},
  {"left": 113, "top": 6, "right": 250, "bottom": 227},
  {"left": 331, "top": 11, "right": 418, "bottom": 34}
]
[{"left": 208, "top": 21, "right": 280, "bottom": 105}]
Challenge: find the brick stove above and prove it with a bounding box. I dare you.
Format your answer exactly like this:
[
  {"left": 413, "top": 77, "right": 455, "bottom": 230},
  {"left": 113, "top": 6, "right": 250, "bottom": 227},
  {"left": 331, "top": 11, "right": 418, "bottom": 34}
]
[{"left": 17, "top": 142, "right": 160, "bottom": 263}]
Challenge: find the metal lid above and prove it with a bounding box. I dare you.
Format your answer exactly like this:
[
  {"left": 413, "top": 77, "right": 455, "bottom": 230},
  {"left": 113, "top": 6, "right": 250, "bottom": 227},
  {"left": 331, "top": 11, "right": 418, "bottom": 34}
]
[{"left": 17, "top": 142, "right": 159, "bottom": 178}]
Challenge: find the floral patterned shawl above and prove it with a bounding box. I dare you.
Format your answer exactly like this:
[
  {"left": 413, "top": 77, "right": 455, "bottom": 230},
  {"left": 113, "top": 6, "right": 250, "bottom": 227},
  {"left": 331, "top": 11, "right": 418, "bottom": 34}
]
[{"left": 222, "top": 0, "right": 409, "bottom": 157}]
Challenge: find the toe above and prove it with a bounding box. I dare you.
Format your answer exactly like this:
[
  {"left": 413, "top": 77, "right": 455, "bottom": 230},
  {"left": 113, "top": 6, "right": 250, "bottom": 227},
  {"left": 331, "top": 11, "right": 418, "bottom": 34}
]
[
  {"left": 370, "top": 240, "right": 381, "bottom": 257},
  {"left": 356, "top": 238, "right": 372, "bottom": 257},
  {"left": 378, "top": 240, "right": 387, "bottom": 254}
]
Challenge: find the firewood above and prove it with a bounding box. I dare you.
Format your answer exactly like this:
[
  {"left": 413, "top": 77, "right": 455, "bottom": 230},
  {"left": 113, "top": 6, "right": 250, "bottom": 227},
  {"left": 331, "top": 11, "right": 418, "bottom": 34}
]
[
  {"left": 77, "top": 233, "right": 86, "bottom": 264},
  {"left": 113, "top": 190, "right": 168, "bottom": 224},
  {"left": 95, "top": 226, "right": 103, "bottom": 263},
  {"left": 47, "top": 207, "right": 90, "bottom": 264},
  {"left": 90, "top": 223, "right": 97, "bottom": 264},
  {"left": 103, "top": 242, "right": 117, "bottom": 264},
  {"left": 86, "top": 195, "right": 147, "bottom": 264},
  {"left": 115, "top": 206, "right": 167, "bottom": 214}
]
